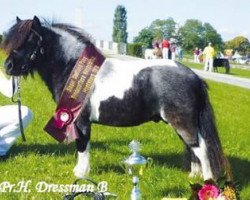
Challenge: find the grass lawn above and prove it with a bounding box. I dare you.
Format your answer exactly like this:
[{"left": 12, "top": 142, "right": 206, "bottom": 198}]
[{"left": 0, "top": 54, "right": 250, "bottom": 199}]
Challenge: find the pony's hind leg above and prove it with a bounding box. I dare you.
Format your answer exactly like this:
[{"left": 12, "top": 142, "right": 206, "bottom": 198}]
[
  {"left": 184, "top": 145, "right": 202, "bottom": 178},
  {"left": 191, "top": 133, "right": 213, "bottom": 180},
  {"left": 73, "top": 124, "right": 91, "bottom": 178},
  {"left": 178, "top": 129, "right": 214, "bottom": 180},
  {"left": 160, "top": 111, "right": 213, "bottom": 180},
  {"left": 176, "top": 128, "right": 213, "bottom": 180}
]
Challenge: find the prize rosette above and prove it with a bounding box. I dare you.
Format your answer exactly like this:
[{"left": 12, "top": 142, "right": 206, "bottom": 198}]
[{"left": 54, "top": 108, "right": 73, "bottom": 129}]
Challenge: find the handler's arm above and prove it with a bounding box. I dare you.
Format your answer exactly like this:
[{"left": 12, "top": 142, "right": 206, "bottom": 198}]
[{"left": 0, "top": 69, "right": 17, "bottom": 98}]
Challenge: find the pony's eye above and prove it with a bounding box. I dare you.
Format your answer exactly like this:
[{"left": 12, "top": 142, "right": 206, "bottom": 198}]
[
  {"left": 12, "top": 50, "right": 21, "bottom": 56},
  {"left": 28, "top": 34, "right": 35, "bottom": 42},
  {"left": 27, "top": 34, "right": 38, "bottom": 46}
]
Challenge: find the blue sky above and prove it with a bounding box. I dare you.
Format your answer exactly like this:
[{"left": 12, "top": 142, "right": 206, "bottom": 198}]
[{"left": 1, "top": 0, "right": 250, "bottom": 42}]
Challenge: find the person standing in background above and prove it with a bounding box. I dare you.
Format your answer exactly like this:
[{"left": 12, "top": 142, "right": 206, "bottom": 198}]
[
  {"left": 203, "top": 42, "right": 215, "bottom": 72},
  {"left": 194, "top": 47, "right": 199, "bottom": 63},
  {"left": 152, "top": 42, "right": 163, "bottom": 59},
  {"left": 162, "top": 38, "right": 170, "bottom": 59},
  {"left": 177, "top": 46, "right": 183, "bottom": 61},
  {"left": 198, "top": 48, "right": 203, "bottom": 63},
  {"left": 170, "top": 42, "right": 177, "bottom": 61}
]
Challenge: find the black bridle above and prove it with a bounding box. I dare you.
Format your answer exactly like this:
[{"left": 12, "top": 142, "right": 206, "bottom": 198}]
[
  {"left": 29, "top": 28, "right": 45, "bottom": 61},
  {"left": 19, "top": 28, "right": 45, "bottom": 73}
]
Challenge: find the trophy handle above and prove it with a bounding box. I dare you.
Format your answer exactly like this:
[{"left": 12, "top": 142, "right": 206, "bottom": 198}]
[
  {"left": 147, "top": 157, "right": 153, "bottom": 167},
  {"left": 139, "top": 157, "right": 153, "bottom": 176},
  {"left": 120, "top": 162, "right": 126, "bottom": 172},
  {"left": 120, "top": 162, "right": 133, "bottom": 175}
]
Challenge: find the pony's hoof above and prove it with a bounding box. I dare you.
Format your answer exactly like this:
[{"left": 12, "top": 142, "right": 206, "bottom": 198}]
[
  {"left": 189, "top": 171, "right": 202, "bottom": 179},
  {"left": 73, "top": 164, "right": 90, "bottom": 178}
]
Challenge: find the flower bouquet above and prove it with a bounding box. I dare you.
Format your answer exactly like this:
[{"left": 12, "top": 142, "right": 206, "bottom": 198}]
[{"left": 189, "top": 176, "right": 239, "bottom": 200}]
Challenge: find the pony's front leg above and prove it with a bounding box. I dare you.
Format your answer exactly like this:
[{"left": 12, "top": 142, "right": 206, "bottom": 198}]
[{"left": 73, "top": 124, "right": 91, "bottom": 178}]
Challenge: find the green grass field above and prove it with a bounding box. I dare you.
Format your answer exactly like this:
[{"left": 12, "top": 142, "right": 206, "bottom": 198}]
[
  {"left": 0, "top": 53, "right": 250, "bottom": 199},
  {"left": 181, "top": 60, "right": 250, "bottom": 79}
]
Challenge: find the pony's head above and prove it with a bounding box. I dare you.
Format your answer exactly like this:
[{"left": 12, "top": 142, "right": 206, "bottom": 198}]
[{"left": 2, "top": 16, "right": 45, "bottom": 76}]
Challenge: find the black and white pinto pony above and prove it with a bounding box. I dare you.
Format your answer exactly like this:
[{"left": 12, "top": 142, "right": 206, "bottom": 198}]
[{"left": 2, "top": 17, "right": 231, "bottom": 181}]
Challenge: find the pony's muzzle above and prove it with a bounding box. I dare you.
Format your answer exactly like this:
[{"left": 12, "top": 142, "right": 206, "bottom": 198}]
[{"left": 4, "top": 59, "right": 14, "bottom": 75}]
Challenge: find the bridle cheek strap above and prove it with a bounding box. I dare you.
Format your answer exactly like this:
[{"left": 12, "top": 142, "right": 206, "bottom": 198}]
[
  {"left": 30, "top": 29, "right": 45, "bottom": 61},
  {"left": 21, "top": 29, "right": 45, "bottom": 73}
]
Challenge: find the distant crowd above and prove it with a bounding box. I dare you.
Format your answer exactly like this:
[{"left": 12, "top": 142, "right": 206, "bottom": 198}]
[
  {"left": 149, "top": 38, "right": 250, "bottom": 73},
  {"left": 152, "top": 38, "right": 183, "bottom": 61},
  {"left": 151, "top": 39, "right": 217, "bottom": 72}
]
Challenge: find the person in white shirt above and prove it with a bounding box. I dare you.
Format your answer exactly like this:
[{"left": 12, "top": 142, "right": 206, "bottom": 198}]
[{"left": 0, "top": 70, "right": 32, "bottom": 157}]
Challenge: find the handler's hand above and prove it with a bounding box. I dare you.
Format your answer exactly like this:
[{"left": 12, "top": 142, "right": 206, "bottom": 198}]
[{"left": 0, "top": 68, "right": 7, "bottom": 79}]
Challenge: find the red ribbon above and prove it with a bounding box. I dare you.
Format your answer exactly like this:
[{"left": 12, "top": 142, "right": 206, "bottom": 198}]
[{"left": 44, "top": 45, "right": 105, "bottom": 143}]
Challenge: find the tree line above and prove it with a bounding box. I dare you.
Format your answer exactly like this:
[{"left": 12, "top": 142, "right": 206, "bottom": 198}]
[
  {"left": 112, "top": 5, "right": 250, "bottom": 55},
  {"left": 134, "top": 17, "right": 250, "bottom": 55}
]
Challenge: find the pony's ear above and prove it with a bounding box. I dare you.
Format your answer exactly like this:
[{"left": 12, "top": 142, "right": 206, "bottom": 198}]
[
  {"left": 32, "top": 16, "right": 41, "bottom": 29},
  {"left": 16, "top": 16, "right": 21, "bottom": 22}
]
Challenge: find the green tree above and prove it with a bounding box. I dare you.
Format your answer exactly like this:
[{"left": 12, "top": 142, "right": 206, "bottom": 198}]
[
  {"left": 134, "top": 17, "right": 223, "bottom": 52},
  {"left": 112, "top": 5, "right": 128, "bottom": 43},
  {"left": 178, "top": 19, "right": 204, "bottom": 51},
  {"left": 126, "top": 43, "right": 143, "bottom": 58},
  {"left": 0, "top": 34, "right": 2, "bottom": 44},
  {"left": 225, "top": 36, "right": 250, "bottom": 54},
  {"left": 133, "top": 27, "right": 154, "bottom": 48},
  {"left": 149, "top": 18, "right": 177, "bottom": 40},
  {"left": 179, "top": 19, "right": 223, "bottom": 52},
  {"left": 133, "top": 18, "right": 177, "bottom": 48},
  {"left": 203, "top": 23, "right": 224, "bottom": 50}
]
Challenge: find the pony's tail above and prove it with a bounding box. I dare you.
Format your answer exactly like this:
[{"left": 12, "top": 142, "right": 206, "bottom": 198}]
[{"left": 199, "top": 82, "right": 232, "bottom": 181}]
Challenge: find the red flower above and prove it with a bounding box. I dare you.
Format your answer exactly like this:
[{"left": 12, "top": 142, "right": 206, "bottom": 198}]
[{"left": 198, "top": 184, "right": 220, "bottom": 200}]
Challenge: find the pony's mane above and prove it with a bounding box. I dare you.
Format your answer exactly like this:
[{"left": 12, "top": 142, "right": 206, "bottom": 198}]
[
  {"left": 1, "top": 20, "right": 33, "bottom": 54},
  {"left": 51, "top": 23, "right": 92, "bottom": 44},
  {"left": 1, "top": 19, "right": 92, "bottom": 54}
]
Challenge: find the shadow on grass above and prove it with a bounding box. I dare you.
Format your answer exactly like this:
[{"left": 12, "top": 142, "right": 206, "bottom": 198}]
[
  {"left": 91, "top": 137, "right": 153, "bottom": 156},
  {"left": 161, "top": 187, "right": 187, "bottom": 198},
  {"left": 148, "top": 153, "right": 250, "bottom": 190},
  {"left": 229, "top": 156, "right": 250, "bottom": 188},
  {"left": 159, "top": 156, "right": 250, "bottom": 197},
  {"left": 9, "top": 140, "right": 117, "bottom": 157},
  {"left": 95, "top": 152, "right": 185, "bottom": 175},
  {"left": 147, "top": 152, "right": 184, "bottom": 169},
  {"left": 95, "top": 163, "right": 125, "bottom": 174},
  {"left": 8, "top": 138, "right": 141, "bottom": 157},
  {"left": 6, "top": 142, "right": 250, "bottom": 191},
  {"left": 10, "top": 142, "right": 76, "bottom": 156}
]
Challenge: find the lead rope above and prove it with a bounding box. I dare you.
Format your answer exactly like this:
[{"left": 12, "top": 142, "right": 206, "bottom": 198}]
[{"left": 12, "top": 76, "right": 26, "bottom": 142}]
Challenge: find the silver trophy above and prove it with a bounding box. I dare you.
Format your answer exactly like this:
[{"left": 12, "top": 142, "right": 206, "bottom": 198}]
[{"left": 122, "top": 140, "right": 153, "bottom": 200}]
